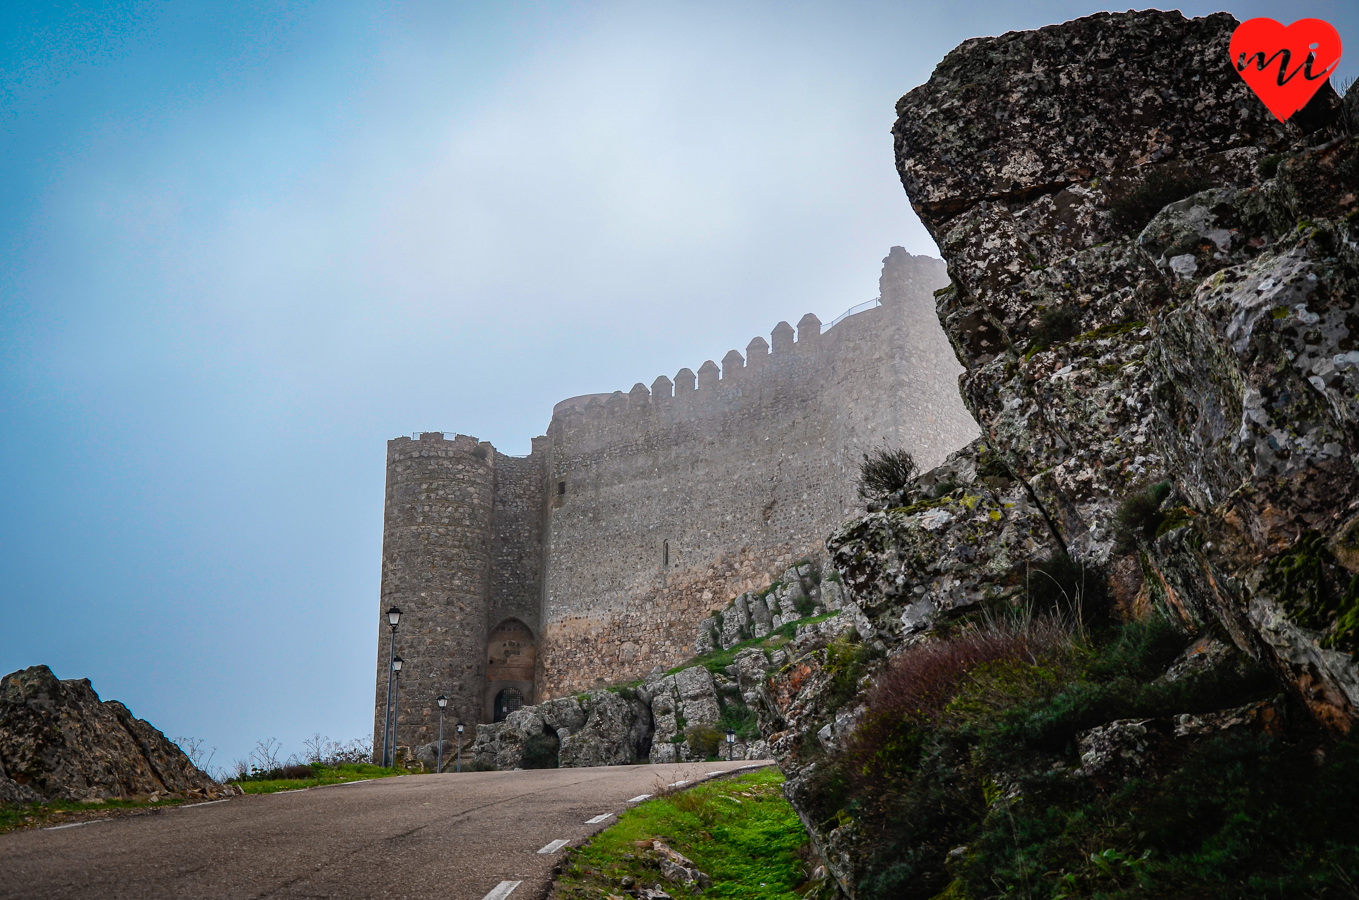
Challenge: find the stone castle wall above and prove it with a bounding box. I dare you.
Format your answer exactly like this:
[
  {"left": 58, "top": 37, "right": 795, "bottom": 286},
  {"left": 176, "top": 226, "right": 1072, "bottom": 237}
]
[
  {"left": 373, "top": 249, "right": 980, "bottom": 739},
  {"left": 536, "top": 249, "right": 976, "bottom": 696}
]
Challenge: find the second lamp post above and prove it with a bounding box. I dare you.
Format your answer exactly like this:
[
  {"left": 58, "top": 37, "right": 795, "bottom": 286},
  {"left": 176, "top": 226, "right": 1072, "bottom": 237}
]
[
  {"left": 436, "top": 695, "right": 448, "bottom": 773},
  {"left": 389, "top": 655, "right": 404, "bottom": 766}
]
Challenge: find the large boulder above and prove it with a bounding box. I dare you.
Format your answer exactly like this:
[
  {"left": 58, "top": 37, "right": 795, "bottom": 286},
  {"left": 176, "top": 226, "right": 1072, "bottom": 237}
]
[
  {"left": 648, "top": 665, "right": 722, "bottom": 763},
  {"left": 559, "top": 690, "right": 652, "bottom": 767},
  {"left": 762, "top": 10, "right": 1357, "bottom": 895},
  {"left": 0, "top": 665, "right": 218, "bottom": 803}
]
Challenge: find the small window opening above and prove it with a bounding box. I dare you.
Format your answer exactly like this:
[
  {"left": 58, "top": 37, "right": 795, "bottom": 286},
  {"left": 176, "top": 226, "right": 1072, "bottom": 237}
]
[
  {"left": 662, "top": 539, "right": 669, "bottom": 567},
  {"left": 558, "top": 481, "right": 566, "bottom": 496}
]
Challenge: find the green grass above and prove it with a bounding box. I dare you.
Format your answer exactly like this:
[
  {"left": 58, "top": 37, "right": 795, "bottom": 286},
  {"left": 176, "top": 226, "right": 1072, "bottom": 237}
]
[
  {"left": 233, "top": 762, "right": 401, "bottom": 794},
  {"left": 0, "top": 796, "right": 191, "bottom": 834},
  {"left": 670, "top": 612, "right": 837, "bottom": 678},
  {"left": 552, "top": 769, "right": 813, "bottom": 900}
]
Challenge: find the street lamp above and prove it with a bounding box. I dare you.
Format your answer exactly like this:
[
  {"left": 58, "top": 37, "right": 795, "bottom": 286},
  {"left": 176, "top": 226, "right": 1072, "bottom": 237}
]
[
  {"left": 381, "top": 606, "right": 402, "bottom": 766},
  {"left": 456, "top": 722, "right": 465, "bottom": 773},
  {"left": 436, "top": 695, "right": 448, "bottom": 773},
  {"left": 726, "top": 728, "right": 736, "bottom": 762},
  {"left": 390, "top": 655, "right": 404, "bottom": 767}
]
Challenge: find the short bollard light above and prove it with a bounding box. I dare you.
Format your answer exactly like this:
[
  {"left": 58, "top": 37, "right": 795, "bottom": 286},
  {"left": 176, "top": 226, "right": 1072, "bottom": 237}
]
[
  {"left": 390, "top": 656, "right": 404, "bottom": 767},
  {"left": 726, "top": 728, "right": 736, "bottom": 761},
  {"left": 456, "top": 722, "right": 465, "bottom": 773},
  {"left": 436, "top": 695, "right": 448, "bottom": 773}
]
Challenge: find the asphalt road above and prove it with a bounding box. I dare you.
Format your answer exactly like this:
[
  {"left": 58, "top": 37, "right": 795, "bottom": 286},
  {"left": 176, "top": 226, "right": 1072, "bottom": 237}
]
[{"left": 0, "top": 759, "right": 770, "bottom": 900}]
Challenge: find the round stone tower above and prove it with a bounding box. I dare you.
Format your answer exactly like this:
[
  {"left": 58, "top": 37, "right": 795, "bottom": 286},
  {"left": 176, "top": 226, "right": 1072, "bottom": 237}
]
[{"left": 373, "top": 432, "right": 495, "bottom": 764}]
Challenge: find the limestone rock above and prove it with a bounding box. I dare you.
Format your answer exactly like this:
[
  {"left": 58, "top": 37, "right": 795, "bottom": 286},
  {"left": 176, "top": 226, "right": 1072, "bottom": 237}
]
[
  {"left": 694, "top": 617, "right": 718, "bottom": 655},
  {"left": 764, "top": 10, "right": 1355, "bottom": 894},
  {"left": 729, "top": 648, "right": 771, "bottom": 696},
  {"left": 1076, "top": 719, "right": 1154, "bottom": 781},
  {"left": 0, "top": 769, "right": 40, "bottom": 806},
  {"left": 0, "top": 665, "right": 217, "bottom": 803},
  {"left": 1174, "top": 697, "right": 1285, "bottom": 739},
  {"left": 559, "top": 691, "right": 651, "bottom": 767},
  {"left": 743, "top": 739, "right": 771, "bottom": 760},
  {"left": 648, "top": 666, "right": 721, "bottom": 763},
  {"left": 719, "top": 596, "right": 751, "bottom": 650}
]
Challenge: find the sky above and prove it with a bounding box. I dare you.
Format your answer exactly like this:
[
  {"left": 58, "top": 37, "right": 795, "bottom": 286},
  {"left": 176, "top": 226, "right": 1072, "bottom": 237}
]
[{"left": 2, "top": 1, "right": 1355, "bottom": 773}]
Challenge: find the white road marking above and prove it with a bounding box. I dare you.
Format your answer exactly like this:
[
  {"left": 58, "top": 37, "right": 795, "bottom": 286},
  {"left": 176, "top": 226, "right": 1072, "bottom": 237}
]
[
  {"left": 537, "top": 839, "right": 570, "bottom": 854},
  {"left": 585, "top": 813, "right": 613, "bottom": 824},
  {"left": 627, "top": 794, "right": 651, "bottom": 803},
  {"left": 271, "top": 788, "right": 309, "bottom": 794},
  {"left": 179, "top": 799, "right": 230, "bottom": 808},
  {"left": 482, "top": 881, "right": 521, "bottom": 900},
  {"left": 45, "top": 820, "right": 107, "bottom": 831},
  {"left": 667, "top": 780, "right": 689, "bottom": 788},
  {"left": 316, "top": 779, "right": 372, "bottom": 788}
]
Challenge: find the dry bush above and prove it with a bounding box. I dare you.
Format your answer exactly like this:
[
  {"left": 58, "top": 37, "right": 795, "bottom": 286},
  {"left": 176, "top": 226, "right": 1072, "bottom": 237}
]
[
  {"left": 843, "top": 619, "right": 1078, "bottom": 792},
  {"left": 857, "top": 445, "right": 919, "bottom": 502}
]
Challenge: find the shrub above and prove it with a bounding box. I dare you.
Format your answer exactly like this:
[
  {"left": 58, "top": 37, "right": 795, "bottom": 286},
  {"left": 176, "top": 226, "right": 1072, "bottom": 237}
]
[
  {"left": 823, "top": 633, "right": 878, "bottom": 710},
  {"left": 521, "top": 732, "right": 560, "bottom": 769},
  {"left": 1025, "top": 552, "right": 1112, "bottom": 628},
  {"left": 857, "top": 446, "right": 919, "bottom": 502},
  {"left": 1113, "top": 481, "right": 1172, "bottom": 553},
  {"left": 847, "top": 621, "right": 1076, "bottom": 795},
  {"left": 1030, "top": 305, "right": 1080, "bottom": 350},
  {"left": 718, "top": 700, "right": 759, "bottom": 742},
  {"left": 1109, "top": 168, "right": 1211, "bottom": 235},
  {"left": 685, "top": 724, "right": 724, "bottom": 759}
]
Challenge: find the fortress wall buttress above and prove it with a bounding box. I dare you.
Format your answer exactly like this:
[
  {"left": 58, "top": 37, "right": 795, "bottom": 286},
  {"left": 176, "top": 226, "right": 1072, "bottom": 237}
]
[
  {"left": 536, "top": 251, "right": 979, "bottom": 698},
  {"left": 373, "top": 432, "right": 495, "bottom": 758}
]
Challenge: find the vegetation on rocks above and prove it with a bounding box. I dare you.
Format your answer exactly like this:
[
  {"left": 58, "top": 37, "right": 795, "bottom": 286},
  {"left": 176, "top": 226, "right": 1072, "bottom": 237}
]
[
  {"left": 857, "top": 446, "right": 920, "bottom": 502},
  {"left": 789, "top": 613, "right": 1359, "bottom": 899},
  {"left": 550, "top": 768, "right": 822, "bottom": 900}
]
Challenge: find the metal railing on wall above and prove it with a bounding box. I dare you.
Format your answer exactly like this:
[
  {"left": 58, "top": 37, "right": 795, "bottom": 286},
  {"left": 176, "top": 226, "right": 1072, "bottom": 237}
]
[{"left": 828, "top": 297, "right": 881, "bottom": 329}]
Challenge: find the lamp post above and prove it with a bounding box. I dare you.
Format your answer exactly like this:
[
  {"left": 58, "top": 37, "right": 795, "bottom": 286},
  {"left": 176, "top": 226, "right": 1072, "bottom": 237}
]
[
  {"left": 436, "top": 695, "right": 448, "bottom": 773},
  {"left": 381, "top": 606, "right": 402, "bottom": 766},
  {"left": 390, "top": 655, "right": 404, "bottom": 767},
  {"left": 726, "top": 728, "right": 736, "bottom": 761},
  {"left": 456, "top": 722, "right": 465, "bottom": 773}
]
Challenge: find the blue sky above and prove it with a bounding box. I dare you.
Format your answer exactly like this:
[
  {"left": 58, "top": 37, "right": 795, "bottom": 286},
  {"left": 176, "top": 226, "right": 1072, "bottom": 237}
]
[{"left": 2, "top": 1, "right": 1354, "bottom": 771}]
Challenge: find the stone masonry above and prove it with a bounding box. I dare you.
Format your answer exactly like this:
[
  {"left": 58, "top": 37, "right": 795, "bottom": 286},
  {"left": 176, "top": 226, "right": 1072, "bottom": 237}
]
[{"left": 374, "top": 249, "right": 979, "bottom": 755}]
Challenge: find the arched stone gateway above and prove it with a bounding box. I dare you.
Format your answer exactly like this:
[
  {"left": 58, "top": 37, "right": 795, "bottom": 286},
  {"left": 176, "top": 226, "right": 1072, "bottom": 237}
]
[
  {"left": 493, "top": 688, "right": 524, "bottom": 722},
  {"left": 485, "top": 619, "right": 535, "bottom": 722}
]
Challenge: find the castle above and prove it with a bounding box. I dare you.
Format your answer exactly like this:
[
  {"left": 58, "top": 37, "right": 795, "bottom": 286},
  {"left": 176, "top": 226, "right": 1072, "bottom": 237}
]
[{"left": 372, "top": 248, "right": 979, "bottom": 752}]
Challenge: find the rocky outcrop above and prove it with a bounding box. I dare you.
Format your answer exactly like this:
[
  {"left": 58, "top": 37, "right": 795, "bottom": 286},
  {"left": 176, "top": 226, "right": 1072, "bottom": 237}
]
[
  {"left": 560, "top": 689, "right": 653, "bottom": 767},
  {"left": 0, "top": 665, "right": 219, "bottom": 803},
  {"left": 467, "top": 658, "right": 779, "bottom": 769},
  {"left": 751, "top": 9, "right": 1357, "bottom": 898},
  {"left": 696, "top": 560, "right": 847, "bottom": 653}
]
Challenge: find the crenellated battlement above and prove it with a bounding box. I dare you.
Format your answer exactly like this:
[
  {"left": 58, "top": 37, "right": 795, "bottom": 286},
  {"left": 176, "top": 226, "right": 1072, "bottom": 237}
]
[{"left": 546, "top": 295, "right": 907, "bottom": 451}]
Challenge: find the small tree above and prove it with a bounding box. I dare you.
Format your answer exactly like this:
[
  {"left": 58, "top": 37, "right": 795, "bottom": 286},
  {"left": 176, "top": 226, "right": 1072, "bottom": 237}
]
[
  {"left": 174, "top": 736, "right": 216, "bottom": 773},
  {"left": 249, "top": 737, "right": 283, "bottom": 776},
  {"left": 857, "top": 445, "right": 919, "bottom": 502}
]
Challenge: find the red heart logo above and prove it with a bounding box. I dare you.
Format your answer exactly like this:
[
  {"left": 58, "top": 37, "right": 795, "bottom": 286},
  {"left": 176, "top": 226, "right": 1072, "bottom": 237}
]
[{"left": 1230, "top": 18, "right": 1343, "bottom": 122}]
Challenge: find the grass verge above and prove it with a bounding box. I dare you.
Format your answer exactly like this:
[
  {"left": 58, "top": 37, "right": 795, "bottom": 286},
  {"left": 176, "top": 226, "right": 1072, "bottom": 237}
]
[
  {"left": 551, "top": 768, "right": 819, "bottom": 900},
  {"left": 232, "top": 762, "right": 400, "bottom": 794},
  {"left": 0, "top": 796, "right": 191, "bottom": 834}
]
